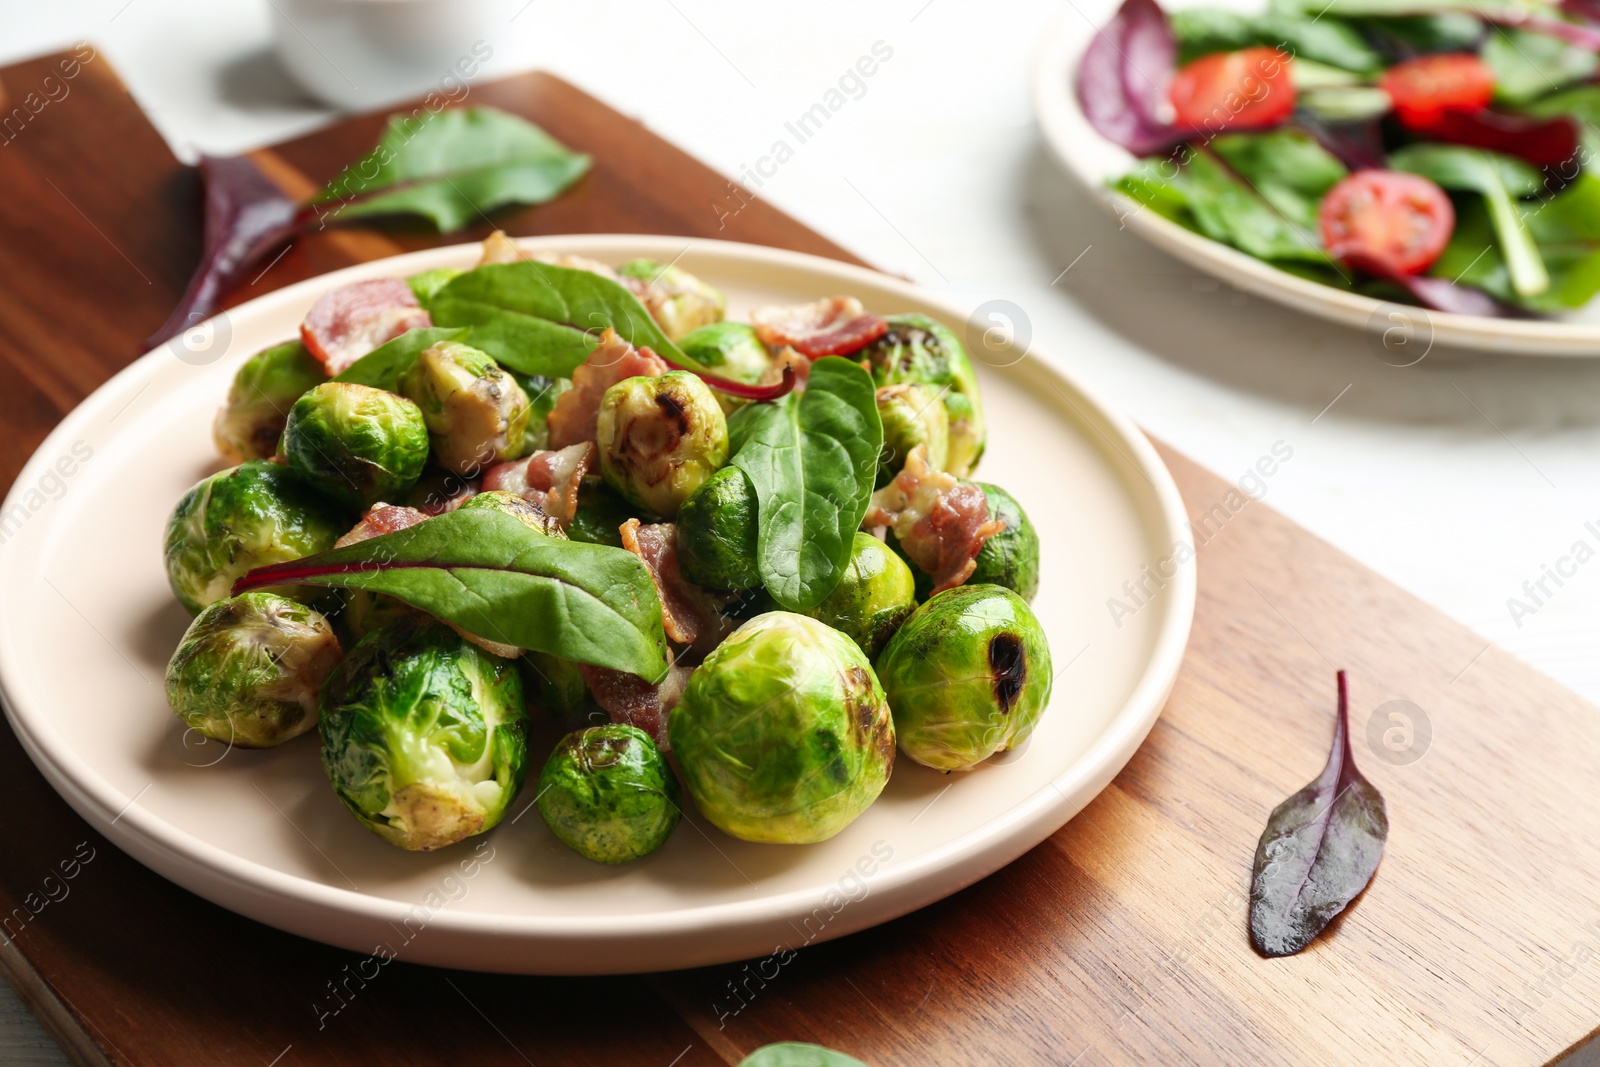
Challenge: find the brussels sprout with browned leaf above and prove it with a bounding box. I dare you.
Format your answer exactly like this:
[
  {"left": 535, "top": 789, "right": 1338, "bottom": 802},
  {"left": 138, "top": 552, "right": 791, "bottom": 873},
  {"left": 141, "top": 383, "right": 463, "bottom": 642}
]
[
  {"left": 597, "top": 371, "right": 728, "bottom": 516},
  {"left": 537, "top": 723, "right": 681, "bottom": 863},
  {"left": 213, "top": 340, "right": 326, "bottom": 463}
]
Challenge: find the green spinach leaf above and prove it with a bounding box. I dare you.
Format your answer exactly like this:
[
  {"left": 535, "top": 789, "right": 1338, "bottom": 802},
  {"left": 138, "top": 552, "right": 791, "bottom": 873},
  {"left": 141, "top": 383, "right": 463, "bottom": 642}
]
[
  {"left": 1212, "top": 131, "right": 1348, "bottom": 230},
  {"left": 729, "top": 357, "right": 882, "bottom": 612},
  {"left": 1483, "top": 27, "right": 1597, "bottom": 107},
  {"left": 332, "top": 326, "right": 470, "bottom": 391},
  {"left": 1171, "top": 8, "right": 1383, "bottom": 72},
  {"left": 1433, "top": 174, "right": 1600, "bottom": 310}
]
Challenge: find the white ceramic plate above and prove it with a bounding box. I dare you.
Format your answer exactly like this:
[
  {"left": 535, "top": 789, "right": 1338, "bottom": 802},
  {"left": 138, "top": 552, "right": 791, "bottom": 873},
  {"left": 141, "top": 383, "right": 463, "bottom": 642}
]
[
  {"left": 0, "top": 236, "right": 1194, "bottom": 975},
  {"left": 1033, "top": 0, "right": 1600, "bottom": 356}
]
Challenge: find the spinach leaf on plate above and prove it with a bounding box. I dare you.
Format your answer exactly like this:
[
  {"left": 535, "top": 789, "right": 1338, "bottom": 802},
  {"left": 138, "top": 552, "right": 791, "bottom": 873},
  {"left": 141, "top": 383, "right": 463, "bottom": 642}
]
[
  {"left": 1483, "top": 27, "right": 1597, "bottom": 108},
  {"left": 332, "top": 326, "right": 469, "bottom": 391},
  {"left": 1171, "top": 8, "right": 1383, "bottom": 72},
  {"left": 1432, "top": 174, "right": 1600, "bottom": 310}
]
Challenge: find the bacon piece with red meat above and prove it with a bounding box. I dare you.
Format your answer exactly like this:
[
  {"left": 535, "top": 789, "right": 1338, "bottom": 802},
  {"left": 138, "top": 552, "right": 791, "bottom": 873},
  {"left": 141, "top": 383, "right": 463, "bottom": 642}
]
[
  {"left": 577, "top": 661, "right": 695, "bottom": 751},
  {"left": 480, "top": 442, "right": 596, "bottom": 527},
  {"left": 334, "top": 503, "right": 430, "bottom": 548},
  {"left": 300, "top": 279, "right": 432, "bottom": 375},
  {"left": 619, "top": 519, "right": 737, "bottom": 657},
  {"left": 748, "top": 296, "right": 889, "bottom": 358},
  {"left": 865, "top": 445, "right": 1004, "bottom": 595},
  {"left": 545, "top": 329, "right": 670, "bottom": 449}
]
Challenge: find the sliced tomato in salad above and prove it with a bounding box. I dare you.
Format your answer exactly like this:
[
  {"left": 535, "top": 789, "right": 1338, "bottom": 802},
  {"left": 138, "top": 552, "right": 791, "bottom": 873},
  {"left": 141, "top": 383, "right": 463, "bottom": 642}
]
[
  {"left": 1379, "top": 53, "right": 1495, "bottom": 129},
  {"left": 1318, "top": 171, "right": 1455, "bottom": 277},
  {"left": 1168, "top": 48, "right": 1296, "bottom": 131}
]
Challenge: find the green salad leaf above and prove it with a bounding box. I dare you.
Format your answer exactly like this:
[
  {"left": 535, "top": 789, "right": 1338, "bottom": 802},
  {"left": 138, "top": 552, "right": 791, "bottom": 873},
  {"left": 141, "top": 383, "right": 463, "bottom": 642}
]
[
  {"left": 332, "top": 326, "right": 470, "bottom": 391},
  {"left": 1483, "top": 27, "right": 1598, "bottom": 107},
  {"left": 729, "top": 357, "right": 882, "bottom": 613},
  {"left": 1433, "top": 174, "right": 1600, "bottom": 310},
  {"left": 232, "top": 508, "right": 670, "bottom": 681},
  {"left": 1171, "top": 8, "right": 1383, "bottom": 72}
]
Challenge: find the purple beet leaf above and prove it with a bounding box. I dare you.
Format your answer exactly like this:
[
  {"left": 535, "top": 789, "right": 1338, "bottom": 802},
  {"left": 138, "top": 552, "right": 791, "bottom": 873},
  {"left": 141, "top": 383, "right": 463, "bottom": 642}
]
[
  {"left": 1411, "top": 109, "right": 1580, "bottom": 171},
  {"left": 1076, "top": 0, "right": 1190, "bottom": 156}
]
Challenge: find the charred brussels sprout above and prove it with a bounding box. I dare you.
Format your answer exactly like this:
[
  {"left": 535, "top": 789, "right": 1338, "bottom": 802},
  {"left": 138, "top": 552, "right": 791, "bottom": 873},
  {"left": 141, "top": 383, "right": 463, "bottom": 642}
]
[
  {"left": 280, "top": 382, "right": 429, "bottom": 510},
  {"left": 859, "top": 314, "right": 985, "bottom": 476},
  {"left": 619, "top": 258, "right": 727, "bottom": 340},
  {"left": 507, "top": 372, "right": 572, "bottom": 454},
  {"left": 597, "top": 371, "right": 728, "bottom": 516},
  {"left": 669, "top": 613, "right": 894, "bottom": 844},
  {"left": 399, "top": 341, "right": 531, "bottom": 475},
  {"left": 406, "top": 266, "right": 463, "bottom": 307},
  {"left": 165, "top": 592, "right": 342, "bottom": 748},
  {"left": 457, "top": 489, "right": 566, "bottom": 537},
  {"left": 165, "top": 460, "right": 347, "bottom": 613},
  {"left": 876, "top": 383, "right": 949, "bottom": 486},
  {"left": 676, "top": 465, "right": 760, "bottom": 590},
  {"left": 564, "top": 477, "right": 640, "bottom": 548},
  {"left": 875, "top": 585, "right": 1051, "bottom": 772},
  {"left": 968, "top": 483, "right": 1039, "bottom": 601},
  {"left": 678, "top": 322, "right": 772, "bottom": 414},
  {"left": 213, "top": 341, "right": 325, "bottom": 463},
  {"left": 809, "top": 533, "right": 916, "bottom": 658},
  {"left": 537, "top": 724, "right": 681, "bottom": 863},
  {"left": 320, "top": 617, "right": 528, "bottom": 851}
]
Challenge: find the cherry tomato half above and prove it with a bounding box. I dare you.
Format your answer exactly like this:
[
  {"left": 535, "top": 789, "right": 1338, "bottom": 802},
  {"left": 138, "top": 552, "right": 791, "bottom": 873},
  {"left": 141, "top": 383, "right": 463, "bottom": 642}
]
[
  {"left": 1168, "top": 47, "right": 1296, "bottom": 131},
  {"left": 1379, "top": 53, "right": 1495, "bottom": 129},
  {"left": 1318, "top": 170, "right": 1456, "bottom": 277}
]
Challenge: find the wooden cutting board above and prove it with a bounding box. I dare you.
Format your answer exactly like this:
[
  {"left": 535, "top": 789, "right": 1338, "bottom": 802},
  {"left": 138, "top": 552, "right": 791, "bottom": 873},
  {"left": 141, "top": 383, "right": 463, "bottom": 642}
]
[{"left": 1, "top": 49, "right": 1597, "bottom": 1067}]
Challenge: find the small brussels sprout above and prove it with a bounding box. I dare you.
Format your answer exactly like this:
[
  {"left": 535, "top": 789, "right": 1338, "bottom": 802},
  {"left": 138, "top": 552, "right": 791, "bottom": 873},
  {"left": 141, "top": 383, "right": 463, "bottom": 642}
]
[
  {"left": 406, "top": 266, "right": 463, "bottom": 306},
  {"left": 165, "top": 591, "right": 342, "bottom": 748},
  {"left": 564, "top": 477, "right": 641, "bottom": 548},
  {"left": 507, "top": 372, "right": 573, "bottom": 454},
  {"left": 619, "top": 259, "right": 727, "bottom": 340},
  {"left": 808, "top": 533, "right": 916, "bottom": 659},
  {"left": 213, "top": 341, "right": 326, "bottom": 464},
  {"left": 399, "top": 341, "right": 531, "bottom": 475},
  {"left": 457, "top": 489, "right": 566, "bottom": 537},
  {"left": 519, "top": 651, "right": 601, "bottom": 723},
  {"left": 320, "top": 617, "right": 528, "bottom": 851},
  {"left": 875, "top": 585, "right": 1051, "bottom": 772},
  {"left": 859, "top": 314, "right": 985, "bottom": 476},
  {"left": 969, "top": 483, "right": 1039, "bottom": 601},
  {"left": 165, "top": 460, "right": 348, "bottom": 613},
  {"left": 876, "top": 383, "right": 950, "bottom": 486},
  {"left": 537, "top": 724, "right": 681, "bottom": 863},
  {"left": 279, "top": 382, "right": 430, "bottom": 510},
  {"left": 669, "top": 613, "right": 894, "bottom": 844},
  {"left": 676, "top": 465, "right": 760, "bottom": 590},
  {"left": 597, "top": 371, "right": 728, "bottom": 517},
  {"left": 678, "top": 322, "right": 773, "bottom": 414}
]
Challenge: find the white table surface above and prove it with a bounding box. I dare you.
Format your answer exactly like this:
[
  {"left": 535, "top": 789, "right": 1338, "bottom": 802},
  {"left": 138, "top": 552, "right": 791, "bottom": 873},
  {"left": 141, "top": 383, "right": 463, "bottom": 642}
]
[{"left": 5, "top": 1, "right": 1600, "bottom": 1063}]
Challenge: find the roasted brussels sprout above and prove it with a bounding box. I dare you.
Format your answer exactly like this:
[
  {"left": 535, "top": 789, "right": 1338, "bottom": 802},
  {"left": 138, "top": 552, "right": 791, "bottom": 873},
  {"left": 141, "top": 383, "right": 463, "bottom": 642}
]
[
  {"left": 809, "top": 533, "right": 916, "bottom": 658},
  {"left": 399, "top": 340, "right": 531, "bottom": 475},
  {"left": 968, "top": 483, "right": 1039, "bottom": 601},
  {"left": 519, "top": 651, "right": 600, "bottom": 722},
  {"left": 537, "top": 724, "right": 681, "bottom": 863},
  {"left": 669, "top": 613, "right": 894, "bottom": 844},
  {"left": 320, "top": 617, "right": 528, "bottom": 851},
  {"left": 596, "top": 371, "right": 728, "bottom": 516},
  {"left": 875, "top": 585, "right": 1051, "bottom": 772},
  {"left": 165, "top": 460, "right": 348, "bottom": 613},
  {"left": 564, "top": 477, "right": 640, "bottom": 548},
  {"left": 457, "top": 488, "right": 565, "bottom": 538},
  {"left": 876, "top": 383, "right": 950, "bottom": 486},
  {"left": 213, "top": 341, "right": 325, "bottom": 464},
  {"left": 619, "top": 258, "right": 727, "bottom": 340},
  {"left": 279, "top": 382, "right": 430, "bottom": 510},
  {"left": 678, "top": 322, "right": 772, "bottom": 414},
  {"left": 165, "top": 591, "right": 342, "bottom": 748},
  {"left": 406, "top": 266, "right": 463, "bottom": 306},
  {"left": 507, "top": 372, "right": 572, "bottom": 454},
  {"left": 859, "top": 314, "right": 985, "bottom": 476},
  {"left": 676, "top": 465, "right": 760, "bottom": 590}
]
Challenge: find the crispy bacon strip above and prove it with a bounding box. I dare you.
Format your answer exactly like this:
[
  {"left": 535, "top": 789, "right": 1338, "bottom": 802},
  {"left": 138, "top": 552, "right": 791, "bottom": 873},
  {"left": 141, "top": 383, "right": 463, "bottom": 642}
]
[
  {"left": 481, "top": 442, "right": 595, "bottom": 527},
  {"left": 546, "top": 329, "right": 670, "bottom": 448},
  {"left": 578, "top": 662, "right": 695, "bottom": 751},
  {"left": 749, "top": 296, "right": 889, "bottom": 358},
  {"left": 619, "top": 519, "right": 738, "bottom": 656},
  {"left": 865, "top": 445, "right": 1003, "bottom": 595},
  {"left": 300, "top": 279, "right": 431, "bottom": 375},
  {"left": 334, "top": 503, "right": 430, "bottom": 548}
]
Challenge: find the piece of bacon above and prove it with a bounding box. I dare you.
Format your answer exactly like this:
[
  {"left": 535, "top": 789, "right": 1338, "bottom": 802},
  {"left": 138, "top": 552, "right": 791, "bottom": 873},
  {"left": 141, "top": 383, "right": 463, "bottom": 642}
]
[
  {"left": 546, "top": 329, "right": 670, "bottom": 448},
  {"left": 334, "top": 503, "right": 430, "bottom": 548},
  {"left": 619, "top": 519, "right": 738, "bottom": 656},
  {"left": 578, "top": 661, "right": 695, "bottom": 751},
  {"left": 865, "top": 445, "right": 1004, "bottom": 595},
  {"left": 749, "top": 296, "right": 889, "bottom": 358},
  {"left": 480, "top": 442, "right": 595, "bottom": 527},
  {"left": 300, "top": 279, "right": 432, "bottom": 375}
]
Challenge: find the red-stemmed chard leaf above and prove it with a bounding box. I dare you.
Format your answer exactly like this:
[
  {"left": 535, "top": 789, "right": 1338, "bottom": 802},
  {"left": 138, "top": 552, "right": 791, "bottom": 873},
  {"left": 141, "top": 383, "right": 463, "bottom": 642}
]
[
  {"left": 655, "top": 352, "right": 799, "bottom": 401},
  {"left": 1249, "top": 670, "right": 1388, "bottom": 958},
  {"left": 1076, "top": 0, "right": 1192, "bottom": 155}
]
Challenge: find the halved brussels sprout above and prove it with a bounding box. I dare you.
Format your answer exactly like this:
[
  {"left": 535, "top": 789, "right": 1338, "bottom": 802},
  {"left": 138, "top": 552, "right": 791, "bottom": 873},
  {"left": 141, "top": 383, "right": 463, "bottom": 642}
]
[
  {"left": 676, "top": 464, "right": 760, "bottom": 590},
  {"left": 858, "top": 314, "right": 985, "bottom": 476},
  {"left": 406, "top": 266, "right": 463, "bottom": 307},
  {"left": 399, "top": 340, "right": 531, "bottom": 475},
  {"left": 320, "top": 617, "right": 528, "bottom": 851},
  {"left": 280, "top": 382, "right": 430, "bottom": 510},
  {"left": 165, "top": 460, "right": 348, "bottom": 613},
  {"left": 213, "top": 341, "right": 325, "bottom": 464},
  {"left": 678, "top": 322, "right": 772, "bottom": 414},
  {"left": 875, "top": 585, "right": 1051, "bottom": 772},
  {"left": 969, "top": 483, "right": 1039, "bottom": 601},
  {"left": 669, "top": 612, "right": 894, "bottom": 844},
  {"left": 596, "top": 371, "right": 728, "bottom": 517},
  {"left": 619, "top": 259, "right": 727, "bottom": 340},
  {"left": 507, "top": 372, "right": 572, "bottom": 454},
  {"left": 165, "top": 591, "right": 342, "bottom": 748},
  {"left": 809, "top": 533, "right": 916, "bottom": 659},
  {"left": 564, "top": 477, "right": 640, "bottom": 548},
  {"left": 537, "top": 724, "right": 681, "bottom": 863},
  {"left": 876, "top": 383, "right": 950, "bottom": 486}
]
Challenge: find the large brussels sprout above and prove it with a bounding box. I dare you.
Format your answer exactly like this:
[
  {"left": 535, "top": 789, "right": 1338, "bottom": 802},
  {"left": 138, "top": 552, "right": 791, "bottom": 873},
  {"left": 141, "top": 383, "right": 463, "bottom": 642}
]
[
  {"left": 678, "top": 322, "right": 772, "bottom": 414},
  {"left": 507, "top": 372, "right": 572, "bottom": 454},
  {"left": 213, "top": 341, "right": 325, "bottom": 464},
  {"left": 619, "top": 258, "right": 727, "bottom": 340},
  {"left": 320, "top": 617, "right": 528, "bottom": 851},
  {"left": 564, "top": 477, "right": 640, "bottom": 548},
  {"left": 809, "top": 533, "right": 916, "bottom": 659},
  {"left": 280, "top": 382, "right": 430, "bottom": 510},
  {"left": 676, "top": 465, "right": 760, "bottom": 590},
  {"left": 165, "top": 591, "right": 342, "bottom": 748},
  {"left": 968, "top": 483, "right": 1039, "bottom": 601},
  {"left": 876, "top": 383, "right": 950, "bottom": 486},
  {"left": 165, "top": 460, "right": 348, "bottom": 613},
  {"left": 858, "top": 314, "right": 985, "bottom": 476},
  {"left": 399, "top": 340, "right": 531, "bottom": 475},
  {"left": 596, "top": 371, "right": 728, "bottom": 517},
  {"left": 537, "top": 724, "right": 681, "bottom": 863},
  {"left": 669, "top": 613, "right": 894, "bottom": 844},
  {"left": 875, "top": 585, "right": 1051, "bottom": 772}
]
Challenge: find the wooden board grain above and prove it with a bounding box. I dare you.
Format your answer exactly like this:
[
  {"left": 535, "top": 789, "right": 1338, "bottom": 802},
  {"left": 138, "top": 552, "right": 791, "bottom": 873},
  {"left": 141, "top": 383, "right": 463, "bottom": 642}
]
[{"left": 1, "top": 50, "right": 1598, "bottom": 1067}]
